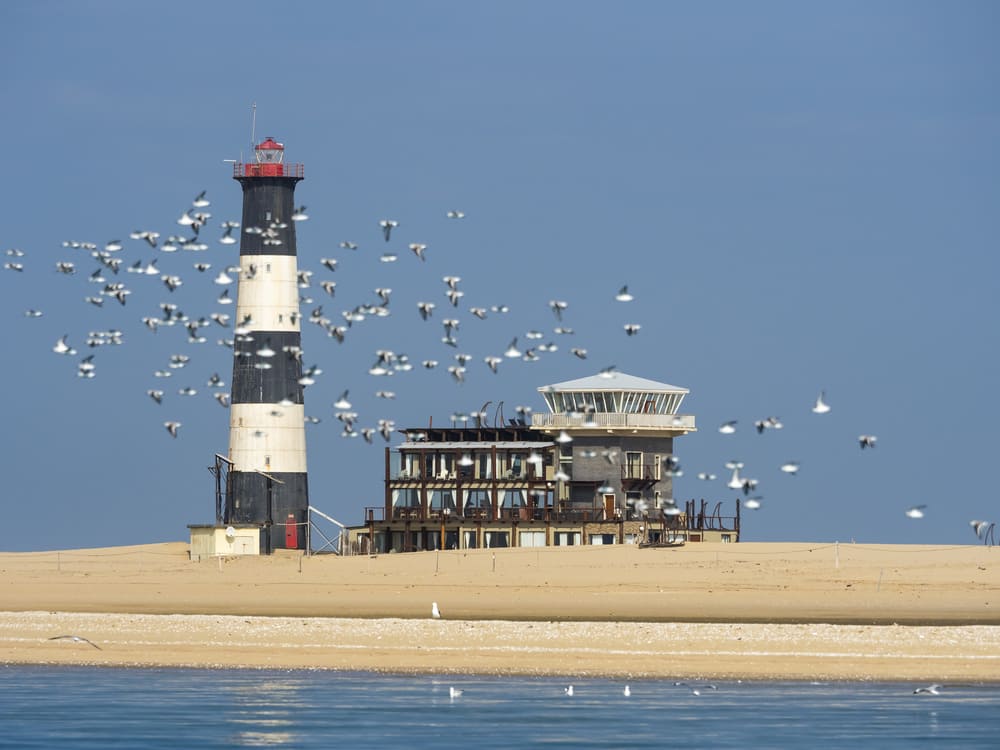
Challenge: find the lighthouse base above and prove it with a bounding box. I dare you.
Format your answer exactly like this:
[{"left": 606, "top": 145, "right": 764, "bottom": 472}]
[{"left": 225, "top": 471, "right": 309, "bottom": 553}]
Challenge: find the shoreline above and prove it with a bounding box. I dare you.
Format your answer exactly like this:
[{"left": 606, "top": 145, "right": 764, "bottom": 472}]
[{"left": 1, "top": 541, "right": 998, "bottom": 680}]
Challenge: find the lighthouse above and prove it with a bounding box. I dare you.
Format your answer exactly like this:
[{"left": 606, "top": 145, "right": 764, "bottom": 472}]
[{"left": 225, "top": 137, "right": 308, "bottom": 552}]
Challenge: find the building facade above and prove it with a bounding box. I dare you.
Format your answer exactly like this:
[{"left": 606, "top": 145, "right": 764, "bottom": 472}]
[{"left": 350, "top": 372, "right": 740, "bottom": 552}]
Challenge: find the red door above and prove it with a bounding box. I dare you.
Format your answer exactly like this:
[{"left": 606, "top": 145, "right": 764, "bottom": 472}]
[{"left": 285, "top": 513, "right": 298, "bottom": 549}]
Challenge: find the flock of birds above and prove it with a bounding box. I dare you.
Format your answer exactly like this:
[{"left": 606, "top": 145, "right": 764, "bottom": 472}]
[{"left": 4, "top": 188, "right": 995, "bottom": 545}]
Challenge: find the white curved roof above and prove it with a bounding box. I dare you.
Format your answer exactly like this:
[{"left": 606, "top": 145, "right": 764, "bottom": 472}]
[{"left": 538, "top": 372, "right": 688, "bottom": 394}]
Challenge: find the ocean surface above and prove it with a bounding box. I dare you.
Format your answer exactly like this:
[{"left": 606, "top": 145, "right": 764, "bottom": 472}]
[{"left": 1, "top": 666, "right": 998, "bottom": 748}]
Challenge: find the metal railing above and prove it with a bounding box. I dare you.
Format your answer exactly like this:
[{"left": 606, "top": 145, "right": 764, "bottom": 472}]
[{"left": 532, "top": 413, "right": 696, "bottom": 430}]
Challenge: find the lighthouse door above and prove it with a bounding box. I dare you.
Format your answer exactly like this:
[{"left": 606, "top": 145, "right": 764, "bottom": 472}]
[{"left": 285, "top": 514, "right": 298, "bottom": 549}]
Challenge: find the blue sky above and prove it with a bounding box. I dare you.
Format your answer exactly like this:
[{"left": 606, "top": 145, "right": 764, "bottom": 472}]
[{"left": 2, "top": 1, "right": 997, "bottom": 551}]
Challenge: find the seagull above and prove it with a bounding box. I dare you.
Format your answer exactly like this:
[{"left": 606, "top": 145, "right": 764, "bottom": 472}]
[
  {"left": 409, "top": 243, "right": 427, "bottom": 261},
  {"left": 913, "top": 684, "right": 942, "bottom": 695},
  {"left": 446, "top": 210, "right": 465, "bottom": 219},
  {"left": 431, "top": 602, "right": 442, "bottom": 619},
  {"left": 780, "top": 461, "right": 800, "bottom": 475},
  {"left": 147, "top": 389, "right": 164, "bottom": 404},
  {"left": 292, "top": 205, "right": 308, "bottom": 221},
  {"left": 718, "top": 421, "right": 737, "bottom": 434},
  {"left": 334, "top": 391, "right": 352, "bottom": 410},
  {"left": 320, "top": 258, "right": 337, "bottom": 272},
  {"left": 812, "top": 391, "right": 831, "bottom": 414},
  {"left": 164, "top": 421, "right": 181, "bottom": 438},
  {"left": 624, "top": 323, "right": 641, "bottom": 336},
  {"left": 744, "top": 498, "right": 762, "bottom": 510},
  {"left": 905, "top": 505, "right": 927, "bottom": 519},
  {"left": 379, "top": 219, "right": 398, "bottom": 242},
  {"left": 192, "top": 190, "right": 210, "bottom": 208},
  {"left": 564, "top": 685, "right": 574, "bottom": 696},
  {"left": 623, "top": 685, "right": 631, "bottom": 697},
  {"left": 549, "top": 300, "right": 568, "bottom": 320},
  {"left": 971, "top": 520, "right": 994, "bottom": 540},
  {"left": 859, "top": 435, "right": 877, "bottom": 449},
  {"left": 48, "top": 635, "right": 101, "bottom": 650},
  {"left": 449, "top": 686, "right": 463, "bottom": 699},
  {"left": 615, "top": 285, "right": 634, "bottom": 302},
  {"left": 571, "top": 348, "right": 588, "bottom": 359},
  {"left": 53, "top": 335, "right": 76, "bottom": 355}
]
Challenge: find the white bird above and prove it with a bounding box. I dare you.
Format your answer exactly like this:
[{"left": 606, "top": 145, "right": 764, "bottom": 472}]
[
  {"left": 623, "top": 685, "right": 631, "bottom": 697},
  {"left": 812, "top": 391, "right": 831, "bottom": 414},
  {"left": 147, "top": 389, "right": 164, "bottom": 404},
  {"left": 192, "top": 190, "right": 210, "bottom": 208},
  {"left": 164, "top": 421, "right": 181, "bottom": 438},
  {"left": 53, "top": 335, "right": 76, "bottom": 355},
  {"left": 970, "top": 520, "right": 994, "bottom": 540},
  {"left": 615, "top": 285, "right": 633, "bottom": 302},
  {"left": 906, "top": 505, "right": 927, "bottom": 519},
  {"left": 780, "top": 461, "right": 800, "bottom": 475},
  {"left": 48, "top": 635, "right": 101, "bottom": 649},
  {"left": 624, "top": 323, "right": 641, "bottom": 336},
  {"left": 744, "top": 498, "right": 762, "bottom": 510},
  {"left": 409, "top": 243, "right": 427, "bottom": 261},
  {"left": 334, "top": 391, "right": 352, "bottom": 410},
  {"left": 379, "top": 219, "right": 398, "bottom": 242},
  {"left": 718, "top": 421, "right": 737, "bottom": 434},
  {"left": 449, "top": 686, "right": 463, "bottom": 699},
  {"left": 913, "top": 684, "right": 941, "bottom": 695},
  {"left": 321, "top": 258, "right": 337, "bottom": 272},
  {"left": 340, "top": 240, "right": 358, "bottom": 250},
  {"left": 431, "top": 602, "right": 441, "bottom": 619},
  {"left": 564, "top": 685, "right": 574, "bottom": 696},
  {"left": 859, "top": 435, "right": 877, "bottom": 449},
  {"left": 292, "top": 205, "right": 308, "bottom": 221},
  {"left": 446, "top": 210, "right": 465, "bottom": 219}
]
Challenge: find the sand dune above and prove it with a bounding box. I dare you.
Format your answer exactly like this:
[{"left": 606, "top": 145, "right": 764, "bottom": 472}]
[{"left": 1, "top": 541, "right": 998, "bottom": 680}]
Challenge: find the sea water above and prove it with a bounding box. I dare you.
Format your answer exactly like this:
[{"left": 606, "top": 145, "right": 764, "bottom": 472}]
[{"left": 0, "top": 666, "right": 998, "bottom": 748}]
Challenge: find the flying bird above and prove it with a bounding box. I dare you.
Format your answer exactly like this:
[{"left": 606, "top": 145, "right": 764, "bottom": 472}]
[
  {"left": 379, "top": 219, "right": 398, "bottom": 242},
  {"left": 905, "top": 505, "right": 927, "bottom": 519},
  {"left": 446, "top": 210, "right": 465, "bottom": 219},
  {"left": 718, "top": 421, "right": 737, "bottom": 434},
  {"left": 859, "top": 435, "right": 877, "bottom": 449},
  {"left": 615, "top": 285, "right": 633, "bottom": 302},
  {"left": 47, "top": 635, "right": 101, "bottom": 650},
  {"left": 812, "top": 391, "right": 831, "bottom": 414},
  {"left": 164, "top": 421, "right": 181, "bottom": 438}
]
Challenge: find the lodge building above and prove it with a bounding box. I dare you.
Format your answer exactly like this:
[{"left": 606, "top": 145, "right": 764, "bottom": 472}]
[{"left": 349, "top": 372, "right": 741, "bottom": 552}]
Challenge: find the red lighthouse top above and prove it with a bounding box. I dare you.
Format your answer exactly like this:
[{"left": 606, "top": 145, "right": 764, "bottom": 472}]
[{"left": 235, "top": 137, "right": 304, "bottom": 179}]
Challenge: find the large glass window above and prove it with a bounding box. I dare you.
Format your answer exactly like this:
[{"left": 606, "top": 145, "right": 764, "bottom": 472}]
[
  {"left": 392, "top": 488, "right": 421, "bottom": 508},
  {"left": 464, "top": 489, "right": 491, "bottom": 517},
  {"left": 429, "top": 489, "right": 457, "bottom": 511},
  {"left": 500, "top": 489, "right": 526, "bottom": 508}
]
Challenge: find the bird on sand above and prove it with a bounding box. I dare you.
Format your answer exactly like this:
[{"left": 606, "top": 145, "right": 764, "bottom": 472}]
[
  {"left": 48, "top": 635, "right": 101, "bottom": 649},
  {"left": 431, "top": 602, "right": 442, "bottom": 619}
]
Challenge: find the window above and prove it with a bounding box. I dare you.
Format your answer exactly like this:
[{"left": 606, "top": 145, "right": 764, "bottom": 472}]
[
  {"left": 483, "top": 531, "right": 509, "bottom": 548},
  {"left": 475, "top": 452, "right": 491, "bottom": 479},
  {"left": 626, "top": 452, "right": 642, "bottom": 479},
  {"left": 392, "top": 489, "right": 421, "bottom": 508},
  {"left": 501, "top": 489, "right": 526, "bottom": 508},
  {"left": 506, "top": 454, "right": 523, "bottom": 479},
  {"left": 519, "top": 531, "right": 546, "bottom": 548},
  {"left": 464, "top": 489, "right": 491, "bottom": 517}
]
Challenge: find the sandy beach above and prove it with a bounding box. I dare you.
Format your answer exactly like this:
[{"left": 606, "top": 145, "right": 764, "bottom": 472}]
[{"left": 1, "top": 541, "right": 998, "bottom": 681}]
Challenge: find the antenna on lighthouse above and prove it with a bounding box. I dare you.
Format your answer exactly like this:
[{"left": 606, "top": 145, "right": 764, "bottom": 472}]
[{"left": 249, "top": 101, "right": 257, "bottom": 152}]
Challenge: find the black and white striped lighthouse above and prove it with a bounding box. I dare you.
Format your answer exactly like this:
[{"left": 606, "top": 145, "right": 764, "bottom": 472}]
[{"left": 225, "top": 137, "right": 308, "bottom": 552}]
